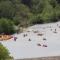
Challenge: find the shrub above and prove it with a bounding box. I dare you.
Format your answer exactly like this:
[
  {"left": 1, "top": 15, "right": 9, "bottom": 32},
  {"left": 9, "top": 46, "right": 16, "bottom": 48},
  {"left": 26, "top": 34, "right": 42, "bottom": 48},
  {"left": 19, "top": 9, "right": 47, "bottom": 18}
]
[
  {"left": 0, "top": 43, "right": 12, "bottom": 60},
  {"left": 0, "top": 18, "right": 16, "bottom": 34},
  {"left": 29, "top": 14, "right": 44, "bottom": 25}
]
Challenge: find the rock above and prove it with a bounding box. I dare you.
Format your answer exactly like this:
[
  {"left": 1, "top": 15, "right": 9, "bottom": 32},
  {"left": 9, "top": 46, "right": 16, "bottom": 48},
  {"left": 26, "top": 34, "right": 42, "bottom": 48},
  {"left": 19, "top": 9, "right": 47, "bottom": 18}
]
[
  {"left": 37, "top": 43, "right": 41, "bottom": 46},
  {"left": 37, "top": 33, "right": 43, "bottom": 36},
  {"left": 33, "top": 31, "right": 39, "bottom": 33},
  {"left": 28, "top": 38, "right": 31, "bottom": 41},
  {"left": 43, "top": 38, "right": 46, "bottom": 40},
  {"left": 43, "top": 44, "right": 47, "bottom": 47}
]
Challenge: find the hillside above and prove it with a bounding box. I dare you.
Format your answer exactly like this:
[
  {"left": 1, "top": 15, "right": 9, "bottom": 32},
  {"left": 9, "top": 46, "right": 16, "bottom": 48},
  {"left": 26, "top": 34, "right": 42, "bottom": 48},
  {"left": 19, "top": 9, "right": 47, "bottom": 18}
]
[
  {"left": 0, "top": 0, "right": 60, "bottom": 60},
  {"left": 0, "top": 0, "right": 60, "bottom": 34}
]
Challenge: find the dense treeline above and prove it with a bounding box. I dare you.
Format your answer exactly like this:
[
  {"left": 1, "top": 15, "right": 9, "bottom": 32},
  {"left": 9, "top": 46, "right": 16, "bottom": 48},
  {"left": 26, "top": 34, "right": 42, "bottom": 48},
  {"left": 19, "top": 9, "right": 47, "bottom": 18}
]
[{"left": 0, "top": 0, "right": 60, "bottom": 34}]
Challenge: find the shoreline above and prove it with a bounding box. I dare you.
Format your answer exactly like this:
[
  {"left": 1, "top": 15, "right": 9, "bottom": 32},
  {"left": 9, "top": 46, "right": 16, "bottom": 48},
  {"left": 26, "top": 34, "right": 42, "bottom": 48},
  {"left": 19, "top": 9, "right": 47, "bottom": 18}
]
[
  {"left": 1, "top": 21, "right": 60, "bottom": 59},
  {"left": 15, "top": 56, "right": 60, "bottom": 60}
]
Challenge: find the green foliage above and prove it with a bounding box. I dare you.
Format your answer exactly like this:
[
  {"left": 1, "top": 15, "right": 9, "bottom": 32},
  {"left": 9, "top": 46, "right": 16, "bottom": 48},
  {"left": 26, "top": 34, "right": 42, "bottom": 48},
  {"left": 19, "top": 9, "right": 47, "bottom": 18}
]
[
  {"left": 40, "top": 4, "right": 54, "bottom": 22},
  {"left": 0, "top": 0, "right": 60, "bottom": 30},
  {"left": 29, "top": 14, "right": 44, "bottom": 25},
  {"left": 56, "top": 0, "right": 60, "bottom": 4},
  {"left": 0, "top": 1, "right": 15, "bottom": 19},
  {"left": 49, "top": 0, "right": 57, "bottom": 8},
  {"left": 21, "top": 0, "right": 60, "bottom": 25},
  {"left": 55, "top": 4, "right": 60, "bottom": 19},
  {"left": 0, "top": 18, "right": 15, "bottom": 34},
  {"left": 30, "top": 0, "right": 44, "bottom": 13},
  {"left": 0, "top": 43, "right": 11, "bottom": 60},
  {"left": 14, "top": 4, "right": 30, "bottom": 26}
]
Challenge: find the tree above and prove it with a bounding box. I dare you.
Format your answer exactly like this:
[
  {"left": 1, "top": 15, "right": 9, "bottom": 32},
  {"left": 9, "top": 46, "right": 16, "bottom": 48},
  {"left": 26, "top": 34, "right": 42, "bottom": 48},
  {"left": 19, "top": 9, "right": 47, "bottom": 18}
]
[
  {"left": 13, "top": 4, "right": 30, "bottom": 26},
  {"left": 0, "top": 0, "right": 60, "bottom": 26},
  {"left": 21, "top": 0, "right": 31, "bottom": 8},
  {"left": 22, "top": 0, "right": 60, "bottom": 25},
  {"left": 49, "top": 0, "right": 57, "bottom": 8},
  {"left": 0, "top": 18, "right": 15, "bottom": 34},
  {"left": 0, "top": 43, "right": 11, "bottom": 60},
  {"left": 30, "top": 0, "right": 44, "bottom": 14},
  {"left": 56, "top": 0, "right": 60, "bottom": 4},
  {"left": 55, "top": 4, "right": 60, "bottom": 20},
  {"left": 29, "top": 14, "right": 44, "bottom": 25},
  {"left": 0, "top": 1, "right": 15, "bottom": 19}
]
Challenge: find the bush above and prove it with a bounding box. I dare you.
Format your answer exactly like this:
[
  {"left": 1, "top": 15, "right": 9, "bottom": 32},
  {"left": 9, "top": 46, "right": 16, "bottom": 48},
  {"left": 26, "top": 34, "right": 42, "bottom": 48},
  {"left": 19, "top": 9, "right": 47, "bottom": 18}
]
[
  {"left": 0, "top": 1, "right": 15, "bottom": 19},
  {"left": 0, "top": 43, "right": 12, "bottom": 60},
  {"left": 0, "top": 18, "right": 16, "bottom": 34},
  {"left": 29, "top": 14, "right": 44, "bottom": 25}
]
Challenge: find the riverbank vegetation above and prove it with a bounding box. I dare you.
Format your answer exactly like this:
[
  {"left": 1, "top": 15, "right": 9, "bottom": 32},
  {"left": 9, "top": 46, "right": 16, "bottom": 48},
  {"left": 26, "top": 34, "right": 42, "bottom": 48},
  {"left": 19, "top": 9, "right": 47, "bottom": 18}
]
[
  {"left": 0, "top": 0, "right": 60, "bottom": 34},
  {"left": 0, "top": 43, "right": 13, "bottom": 60}
]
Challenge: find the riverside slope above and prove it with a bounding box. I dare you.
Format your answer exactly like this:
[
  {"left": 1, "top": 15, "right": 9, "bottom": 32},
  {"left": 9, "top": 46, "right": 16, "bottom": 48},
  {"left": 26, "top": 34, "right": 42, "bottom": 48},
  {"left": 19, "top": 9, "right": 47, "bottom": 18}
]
[{"left": 1, "top": 21, "right": 60, "bottom": 59}]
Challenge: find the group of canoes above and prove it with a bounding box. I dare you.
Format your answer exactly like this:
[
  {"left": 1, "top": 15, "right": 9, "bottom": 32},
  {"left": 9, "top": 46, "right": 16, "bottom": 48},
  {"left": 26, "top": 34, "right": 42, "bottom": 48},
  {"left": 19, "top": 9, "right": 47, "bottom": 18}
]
[{"left": 0, "top": 35, "right": 17, "bottom": 41}]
